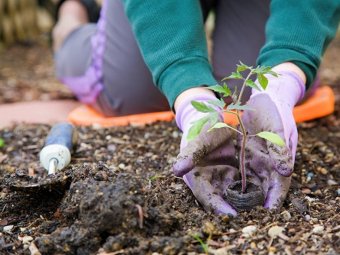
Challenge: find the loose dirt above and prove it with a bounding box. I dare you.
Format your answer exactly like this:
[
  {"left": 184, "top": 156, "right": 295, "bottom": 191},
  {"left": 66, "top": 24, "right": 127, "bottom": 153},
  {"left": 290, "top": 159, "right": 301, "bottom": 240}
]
[{"left": 0, "top": 35, "right": 339, "bottom": 254}]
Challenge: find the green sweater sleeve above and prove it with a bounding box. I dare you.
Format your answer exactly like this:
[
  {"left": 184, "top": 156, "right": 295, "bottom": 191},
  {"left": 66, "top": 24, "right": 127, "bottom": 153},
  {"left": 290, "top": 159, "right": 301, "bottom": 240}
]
[
  {"left": 121, "top": 0, "right": 217, "bottom": 108},
  {"left": 257, "top": 0, "right": 340, "bottom": 87}
]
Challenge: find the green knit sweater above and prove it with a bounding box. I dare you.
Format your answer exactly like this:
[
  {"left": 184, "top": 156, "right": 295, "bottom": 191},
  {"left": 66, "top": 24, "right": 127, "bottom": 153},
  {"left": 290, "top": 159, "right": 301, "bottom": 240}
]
[{"left": 122, "top": 0, "right": 340, "bottom": 107}]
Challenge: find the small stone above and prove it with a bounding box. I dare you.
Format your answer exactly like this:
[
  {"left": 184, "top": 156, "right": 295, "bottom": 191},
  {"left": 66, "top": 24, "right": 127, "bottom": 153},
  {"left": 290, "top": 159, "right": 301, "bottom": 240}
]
[
  {"left": 327, "top": 179, "right": 337, "bottom": 186},
  {"left": 250, "top": 242, "right": 257, "bottom": 249},
  {"left": 304, "top": 215, "right": 311, "bottom": 221},
  {"left": 171, "top": 131, "right": 179, "bottom": 139},
  {"left": 118, "top": 163, "right": 126, "bottom": 170},
  {"left": 337, "top": 189, "right": 340, "bottom": 196},
  {"left": 3, "top": 225, "right": 14, "bottom": 232},
  {"left": 317, "top": 167, "right": 328, "bottom": 175},
  {"left": 0, "top": 192, "right": 6, "bottom": 199},
  {"left": 305, "top": 196, "right": 316, "bottom": 203},
  {"left": 221, "top": 235, "right": 229, "bottom": 241},
  {"left": 281, "top": 211, "right": 292, "bottom": 221},
  {"left": 268, "top": 246, "right": 277, "bottom": 254},
  {"left": 0, "top": 218, "right": 8, "bottom": 226},
  {"left": 311, "top": 218, "right": 319, "bottom": 223},
  {"left": 221, "top": 215, "right": 230, "bottom": 223},
  {"left": 313, "top": 189, "right": 322, "bottom": 196},
  {"left": 312, "top": 225, "right": 324, "bottom": 234},
  {"left": 107, "top": 144, "right": 116, "bottom": 152},
  {"left": 242, "top": 225, "right": 257, "bottom": 237},
  {"left": 288, "top": 228, "right": 296, "bottom": 234},
  {"left": 170, "top": 182, "right": 183, "bottom": 190},
  {"left": 302, "top": 188, "right": 311, "bottom": 194},
  {"left": 268, "top": 226, "right": 284, "bottom": 239},
  {"left": 203, "top": 221, "right": 216, "bottom": 235},
  {"left": 306, "top": 172, "right": 314, "bottom": 182},
  {"left": 19, "top": 235, "right": 33, "bottom": 244},
  {"left": 229, "top": 228, "right": 237, "bottom": 234}
]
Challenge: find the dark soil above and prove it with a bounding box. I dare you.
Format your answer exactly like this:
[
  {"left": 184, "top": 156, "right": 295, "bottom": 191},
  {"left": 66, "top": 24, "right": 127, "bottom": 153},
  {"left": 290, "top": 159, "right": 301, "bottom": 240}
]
[
  {"left": 0, "top": 37, "right": 339, "bottom": 254},
  {"left": 0, "top": 99, "right": 339, "bottom": 254},
  {"left": 224, "top": 181, "right": 265, "bottom": 211}
]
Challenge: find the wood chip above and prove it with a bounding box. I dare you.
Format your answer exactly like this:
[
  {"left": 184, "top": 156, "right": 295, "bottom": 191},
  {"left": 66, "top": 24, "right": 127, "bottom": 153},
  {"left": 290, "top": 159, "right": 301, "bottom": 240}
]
[
  {"left": 29, "top": 242, "right": 41, "bottom": 255},
  {"left": 268, "top": 226, "right": 284, "bottom": 239}
]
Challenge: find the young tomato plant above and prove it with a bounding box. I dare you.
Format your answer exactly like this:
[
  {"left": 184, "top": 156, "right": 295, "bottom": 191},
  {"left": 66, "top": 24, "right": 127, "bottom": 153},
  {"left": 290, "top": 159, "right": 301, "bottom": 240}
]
[{"left": 188, "top": 62, "right": 285, "bottom": 193}]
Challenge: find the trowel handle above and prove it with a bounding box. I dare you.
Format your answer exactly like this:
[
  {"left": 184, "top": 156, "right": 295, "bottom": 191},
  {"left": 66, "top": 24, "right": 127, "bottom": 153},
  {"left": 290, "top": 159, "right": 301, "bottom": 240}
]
[
  {"left": 40, "top": 123, "right": 77, "bottom": 172},
  {"left": 45, "top": 123, "right": 77, "bottom": 151}
]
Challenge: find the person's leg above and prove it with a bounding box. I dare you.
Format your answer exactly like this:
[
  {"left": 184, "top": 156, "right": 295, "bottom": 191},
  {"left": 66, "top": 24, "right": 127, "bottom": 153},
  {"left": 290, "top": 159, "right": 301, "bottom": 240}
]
[
  {"left": 53, "top": 0, "right": 102, "bottom": 106},
  {"left": 54, "top": 0, "right": 217, "bottom": 116},
  {"left": 54, "top": 0, "right": 169, "bottom": 116},
  {"left": 52, "top": 0, "right": 89, "bottom": 52},
  {"left": 212, "top": 0, "right": 270, "bottom": 101},
  {"left": 98, "top": 0, "right": 169, "bottom": 116}
]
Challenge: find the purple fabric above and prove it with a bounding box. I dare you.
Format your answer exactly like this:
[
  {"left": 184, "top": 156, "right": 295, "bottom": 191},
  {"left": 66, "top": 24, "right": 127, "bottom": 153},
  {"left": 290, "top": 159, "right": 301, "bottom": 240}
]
[
  {"left": 173, "top": 71, "right": 306, "bottom": 214},
  {"left": 175, "top": 93, "right": 221, "bottom": 148},
  {"left": 61, "top": 0, "right": 108, "bottom": 104},
  {"left": 250, "top": 70, "right": 305, "bottom": 165},
  {"left": 174, "top": 93, "right": 238, "bottom": 215},
  {"left": 241, "top": 71, "right": 305, "bottom": 209}
]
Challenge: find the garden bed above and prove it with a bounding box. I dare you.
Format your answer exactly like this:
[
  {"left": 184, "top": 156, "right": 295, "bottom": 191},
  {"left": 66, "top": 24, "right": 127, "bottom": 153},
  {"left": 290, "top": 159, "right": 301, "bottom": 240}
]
[
  {"left": 0, "top": 106, "right": 339, "bottom": 254},
  {"left": 0, "top": 39, "right": 339, "bottom": 254}
]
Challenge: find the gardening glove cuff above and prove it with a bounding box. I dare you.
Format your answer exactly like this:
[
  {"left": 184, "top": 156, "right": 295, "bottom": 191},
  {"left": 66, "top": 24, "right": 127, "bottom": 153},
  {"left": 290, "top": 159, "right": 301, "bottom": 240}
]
[
  {"left": 251, "top": 71, "right": 305, "bottom": 108},
  {"left": 175, "top": 93, "right": 222, "bottom": 148}
]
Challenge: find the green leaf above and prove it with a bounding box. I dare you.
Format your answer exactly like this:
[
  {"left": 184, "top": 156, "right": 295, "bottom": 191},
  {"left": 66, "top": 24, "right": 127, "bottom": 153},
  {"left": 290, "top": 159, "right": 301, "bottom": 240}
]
[
  {"left": 227, "top": 103, "right": 255, "bottom": 111},
  {"left": 236, "top": 62, "right": 248, "bottom": 72},
  {"left": 267, "top": 70, "right": 279, "bottom": 77},
  {"left": 208, "top": 99, "right": 226, "bottom": 109},
  {"left": 237, "top": 61, "right": 252, "bottom": 72},
  {"left": 256, "top": 131, "right": 285, "bottom": 147},
  {"left": 191, "top": 101, "right": 215, "bottom": 113},
  {"left": 207, "top": 122, "right": 229, "bottom": 132},
  {"left": 0, "top": 138, "right": 4, "bottom": 148},
  {"left": 253, "top": 66, "right": 279, "bottom": 78},
  {"left": 258, "top": 74, "right": 268, "bottom": 90},
  {"left": 149, "top": 175, "right": 161, "bottom": 181},
  {"left": 253, "top": 66, "right": 268, "bottom": 75},
  {"left": 208, "top": 112, "right": 219, "bottom": 127},
  {"left": 222, "top": 72, "right": 243, "bottom": 81},
  {"left": 222, "top": 83, "right": 231, "bottom": 97},
  {"left": 187, "top": 116, "right": 209, "bottom": 141},
  {"left": 245, "top": 79, "right": 261, "bottom": 90},
  {"left": 207, "top": 84, "right": 231, "bottom": 97},
  {"left": 191, "top": 234, "right": 209, "bottom": 253}
]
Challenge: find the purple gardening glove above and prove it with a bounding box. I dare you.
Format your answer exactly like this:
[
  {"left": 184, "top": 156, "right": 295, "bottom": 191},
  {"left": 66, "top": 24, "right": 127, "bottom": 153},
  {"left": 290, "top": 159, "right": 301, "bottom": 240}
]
[
  {"left": 173, "top": 93, "right": 238, "bottom": 216},
  {"left": 241, "top": 71, "right": 305, "bottom": 209}
]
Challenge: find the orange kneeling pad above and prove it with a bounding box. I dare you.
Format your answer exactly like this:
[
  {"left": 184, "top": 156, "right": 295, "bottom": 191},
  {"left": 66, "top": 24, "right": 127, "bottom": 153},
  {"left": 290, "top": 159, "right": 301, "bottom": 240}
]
[{"left": 68, "top": 86, "right": 335, "bottom": 127}]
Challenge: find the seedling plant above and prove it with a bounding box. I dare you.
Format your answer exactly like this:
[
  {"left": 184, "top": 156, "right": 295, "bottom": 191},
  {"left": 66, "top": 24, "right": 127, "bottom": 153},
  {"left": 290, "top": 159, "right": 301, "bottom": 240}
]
[{"left": 188, "top": 62, "right": 285, "bottom": 194}]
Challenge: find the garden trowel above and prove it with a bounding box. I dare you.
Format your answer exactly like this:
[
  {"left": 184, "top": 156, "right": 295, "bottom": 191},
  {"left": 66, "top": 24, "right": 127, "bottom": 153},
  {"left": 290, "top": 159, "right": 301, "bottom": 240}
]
[{"left": 8, "top": 123, "right": 77, "bottom": 192}]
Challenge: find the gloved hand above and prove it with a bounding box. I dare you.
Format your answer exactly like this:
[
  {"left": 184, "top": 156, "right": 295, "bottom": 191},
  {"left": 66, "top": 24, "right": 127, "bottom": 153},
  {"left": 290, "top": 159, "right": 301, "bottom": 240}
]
[
  {"left": 241, "top": 70, "right": 305, "bottom": 209},
  {"left": 173, "top": 93, "right": 238, "bottom": 216}
]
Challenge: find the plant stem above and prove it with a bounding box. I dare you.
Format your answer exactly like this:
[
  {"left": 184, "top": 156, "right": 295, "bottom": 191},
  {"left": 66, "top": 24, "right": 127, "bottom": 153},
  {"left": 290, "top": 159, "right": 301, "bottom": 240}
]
[
  {"left": 235, "top": 70, "right": 253, "bottom": 193},
  {"left": 237, "top": 71, "right": 253, "bottom": 105},
  {"left": 236, "top": 112, "right": 247, "bottom": 193}
]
